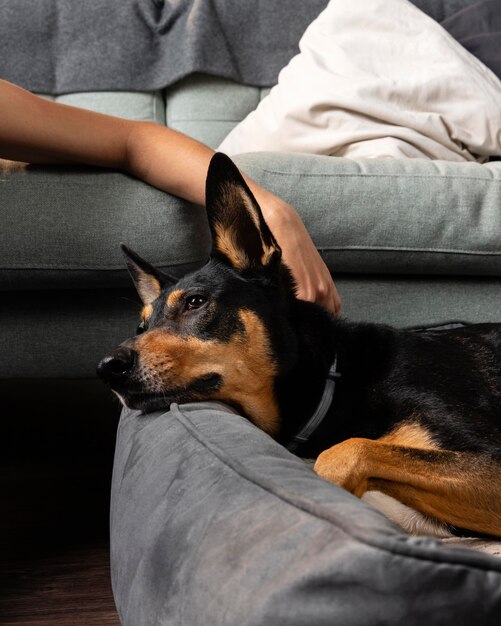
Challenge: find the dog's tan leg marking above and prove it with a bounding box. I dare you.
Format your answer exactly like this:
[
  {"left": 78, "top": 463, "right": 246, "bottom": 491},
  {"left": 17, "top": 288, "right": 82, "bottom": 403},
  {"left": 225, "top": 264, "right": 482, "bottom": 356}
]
[
  {"left": 377, "top": 422, "right": 439, "bottom": 449},
  {"left": 314, "top": 424, "right": 501, "bottom": 536}
]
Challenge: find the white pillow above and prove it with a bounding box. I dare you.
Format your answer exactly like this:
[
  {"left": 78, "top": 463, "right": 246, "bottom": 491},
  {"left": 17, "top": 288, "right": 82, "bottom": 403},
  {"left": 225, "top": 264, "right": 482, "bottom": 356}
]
[{"left": 218, "top": 0, "right": 501, "bottom": 162}]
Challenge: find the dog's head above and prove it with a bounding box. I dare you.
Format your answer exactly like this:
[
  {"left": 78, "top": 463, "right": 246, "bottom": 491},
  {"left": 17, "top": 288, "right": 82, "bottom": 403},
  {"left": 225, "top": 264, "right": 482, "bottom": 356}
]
[{"left": 98, "top": 153, "right": 302, "bottom": 435}]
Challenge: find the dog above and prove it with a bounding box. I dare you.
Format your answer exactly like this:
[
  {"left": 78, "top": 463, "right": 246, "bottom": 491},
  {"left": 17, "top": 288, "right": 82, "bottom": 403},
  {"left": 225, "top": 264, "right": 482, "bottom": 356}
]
[{"left": 98, "top": 152, "right": 501, "bottom": 539}]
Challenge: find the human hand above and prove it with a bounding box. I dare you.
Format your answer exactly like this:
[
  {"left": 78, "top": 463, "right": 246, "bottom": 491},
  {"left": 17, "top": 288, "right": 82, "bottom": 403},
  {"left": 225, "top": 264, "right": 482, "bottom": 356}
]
[
  {"left": 261, "top": 198, "right": 341, "bottom": 316},
  {"left": 123, "top": 129, "right": 341, "bottom": 315}
]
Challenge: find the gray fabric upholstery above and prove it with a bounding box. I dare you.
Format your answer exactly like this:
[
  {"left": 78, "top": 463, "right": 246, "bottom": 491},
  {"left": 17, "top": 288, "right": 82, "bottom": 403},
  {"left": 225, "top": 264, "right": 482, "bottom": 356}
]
[
  {"left": 38, "top": 76, "right": 271, "bottom": 149},
  {"left": 166, "top": 74, "right": 271, "bottom": 149},
  {"left": 111, "top": 402, "right": 501, "bottom": 625},
  {"left": 0, "top": 164, "right": 210, "bottom": 290},
  {"left": 234, "top": 154, "right": 501, "bottom": 277},
  {"left": 0, "top": 288, "right": 140, "bottom": 378},
  {"left": 3, "top": 151, "right": 501, "bottom": 291},
  {"left": 40, "top": 91, "right": 166, "bottom": 124}
]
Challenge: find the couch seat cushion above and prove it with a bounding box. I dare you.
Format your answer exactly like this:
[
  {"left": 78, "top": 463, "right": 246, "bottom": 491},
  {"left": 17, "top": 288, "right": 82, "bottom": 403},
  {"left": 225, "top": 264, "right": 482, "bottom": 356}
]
[
  {"left": 0, "top": 162, "right": 210, "bottom": 290},
  {"left": 236, "top": 153, "right": 501, "bottom": 276},
  {"left": 2, "top": 79, "right": 501, "bottom": 290}
]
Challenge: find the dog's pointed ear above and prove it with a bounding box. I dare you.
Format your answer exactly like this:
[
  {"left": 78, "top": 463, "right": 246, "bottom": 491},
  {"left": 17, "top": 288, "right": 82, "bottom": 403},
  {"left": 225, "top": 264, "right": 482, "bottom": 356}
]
[
  {"left": 120, "top": 244, "right": 176, "bottom": 305},
  {"left": 205, "top": 153, "right": 281, "bottom": 272}
]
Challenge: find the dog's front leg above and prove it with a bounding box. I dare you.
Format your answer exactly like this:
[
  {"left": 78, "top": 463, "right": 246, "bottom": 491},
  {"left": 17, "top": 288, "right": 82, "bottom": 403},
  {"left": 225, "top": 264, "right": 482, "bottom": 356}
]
[
  {"left": 313, "top": 438, "right": 501, "bottom": 537},
  {"left": 313, "top": 438, "right": 372, "bottom": 498}
]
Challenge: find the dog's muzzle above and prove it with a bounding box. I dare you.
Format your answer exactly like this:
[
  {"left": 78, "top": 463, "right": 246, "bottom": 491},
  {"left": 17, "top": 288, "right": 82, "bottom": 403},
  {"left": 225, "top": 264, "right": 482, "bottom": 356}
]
[{"left": 97, "top": 346, "right": 137, "bottom": 384}]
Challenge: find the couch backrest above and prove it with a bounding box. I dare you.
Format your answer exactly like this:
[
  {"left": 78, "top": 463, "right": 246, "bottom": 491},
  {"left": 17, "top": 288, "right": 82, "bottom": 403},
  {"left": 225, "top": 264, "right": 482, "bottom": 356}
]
[{"left": 39, "top": 74, "right": 270, "bottom": 149}]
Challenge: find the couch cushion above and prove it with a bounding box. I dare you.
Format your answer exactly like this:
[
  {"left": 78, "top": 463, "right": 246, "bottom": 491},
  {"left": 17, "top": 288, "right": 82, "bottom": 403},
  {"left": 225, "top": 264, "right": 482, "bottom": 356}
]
[
  {"left": 3, "top": 149, "right": 501, "bottom": 290},
  {"left": 235, "top": 153, "right": 501, "bottom": 276},
  {"left": 3, "top": 151, "right": 501, "bottom": 290},
  {"left": 3, "top": 77, "right": 501, "bottom": 290},
  {"left": 111, "top": 402, "right": 501, "bottom": 626},
  {"left": 0, "top": 161, "right": 211, "bottom": 290},
  {"left": 40, "top": 91, "right": 165, "bottom": 124},
  {"left": 166, "top": 74, "right": 270, "bottom": 148}
]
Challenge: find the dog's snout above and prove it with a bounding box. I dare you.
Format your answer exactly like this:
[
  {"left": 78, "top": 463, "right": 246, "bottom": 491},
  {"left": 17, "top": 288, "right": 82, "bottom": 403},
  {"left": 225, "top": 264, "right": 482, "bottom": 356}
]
[{"left": 97, "top": 347, "right": 136, "bottom": 382}]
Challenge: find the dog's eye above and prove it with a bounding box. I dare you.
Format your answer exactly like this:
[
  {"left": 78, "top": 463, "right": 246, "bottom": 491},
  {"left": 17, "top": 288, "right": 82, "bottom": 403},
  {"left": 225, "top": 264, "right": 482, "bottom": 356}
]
[
  {"left": 185, "top": 295, "right": 207, "bottom": 311},
  {"left": 136, "top": 320, "right": 147, "bottom": 335}
]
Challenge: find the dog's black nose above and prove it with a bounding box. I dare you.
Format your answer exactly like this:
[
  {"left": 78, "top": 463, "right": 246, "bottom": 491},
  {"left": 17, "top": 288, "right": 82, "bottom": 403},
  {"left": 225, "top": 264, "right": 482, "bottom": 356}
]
[{"left": 97, "top": 347, "right": 136, "bottom": 382}]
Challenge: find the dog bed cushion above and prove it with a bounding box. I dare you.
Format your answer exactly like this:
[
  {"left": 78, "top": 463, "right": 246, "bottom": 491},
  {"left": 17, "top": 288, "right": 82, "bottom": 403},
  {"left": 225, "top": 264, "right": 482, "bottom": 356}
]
[{"left": 111, "top": 402, "right": 501, "bottom": 626}]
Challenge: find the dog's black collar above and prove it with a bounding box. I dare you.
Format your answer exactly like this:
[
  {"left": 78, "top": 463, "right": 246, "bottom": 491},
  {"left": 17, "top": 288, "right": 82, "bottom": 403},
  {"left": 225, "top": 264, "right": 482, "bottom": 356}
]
[{"left": 286, "top": 356, "right": 341, "bottom": 453}]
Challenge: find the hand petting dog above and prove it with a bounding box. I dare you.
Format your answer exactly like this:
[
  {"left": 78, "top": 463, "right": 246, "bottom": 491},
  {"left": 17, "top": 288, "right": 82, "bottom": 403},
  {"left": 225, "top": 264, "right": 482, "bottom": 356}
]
[{"left": 251, "top": 189, "right": 341, "bottom": 316}]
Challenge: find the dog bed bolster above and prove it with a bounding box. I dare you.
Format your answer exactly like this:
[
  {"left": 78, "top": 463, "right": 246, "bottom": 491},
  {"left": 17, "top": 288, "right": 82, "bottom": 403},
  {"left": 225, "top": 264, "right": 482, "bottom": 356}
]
[{"left": 111, "top": 402, "right": 501, "bottom": 626}]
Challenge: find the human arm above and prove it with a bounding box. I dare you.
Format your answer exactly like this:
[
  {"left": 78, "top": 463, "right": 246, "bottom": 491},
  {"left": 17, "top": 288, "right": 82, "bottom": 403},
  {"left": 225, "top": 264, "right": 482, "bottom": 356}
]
[
  {"left": 0, "top": 79, "right": 340, "bottom": 313},
  {"left": 125, "top": 122, "right": 341, "bottom": 313}
]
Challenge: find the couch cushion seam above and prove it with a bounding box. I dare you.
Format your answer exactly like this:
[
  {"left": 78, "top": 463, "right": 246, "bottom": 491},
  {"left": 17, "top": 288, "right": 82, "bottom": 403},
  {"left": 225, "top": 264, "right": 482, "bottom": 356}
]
[
  {"left": 317, "top": 246, "right": 501, "bottom": 255},
  {"left": 3, "top": 246, "right": 501, "bottom": 270},
  {"left": 252, "top": 168, "right": 501, "bottom": 181},
  {"left": 0, "top": 259, "right": 204, "bottom": 269}
]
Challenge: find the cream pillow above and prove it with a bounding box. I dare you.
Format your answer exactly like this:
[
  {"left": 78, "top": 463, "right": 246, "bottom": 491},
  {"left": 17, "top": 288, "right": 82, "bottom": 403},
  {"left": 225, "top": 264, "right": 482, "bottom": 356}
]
[{"left": 219, "top": 0, "right": 501, "bottom": 162}]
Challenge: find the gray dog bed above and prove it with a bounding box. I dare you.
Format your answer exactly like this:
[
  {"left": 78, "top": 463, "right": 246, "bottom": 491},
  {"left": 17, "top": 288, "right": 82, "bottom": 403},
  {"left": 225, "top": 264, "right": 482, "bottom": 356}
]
[{"left": 111, "top": 402, "right": 501, "bottom": 625}]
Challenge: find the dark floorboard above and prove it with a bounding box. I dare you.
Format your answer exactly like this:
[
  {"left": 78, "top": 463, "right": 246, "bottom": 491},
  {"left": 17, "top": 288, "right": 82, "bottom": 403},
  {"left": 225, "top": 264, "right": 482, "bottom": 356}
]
[
  {"left": 1, "top": 543, "right": 119, "bottom": 626},
  {"left": 1, "top": 379, "right": 122, "bottom": 625}
]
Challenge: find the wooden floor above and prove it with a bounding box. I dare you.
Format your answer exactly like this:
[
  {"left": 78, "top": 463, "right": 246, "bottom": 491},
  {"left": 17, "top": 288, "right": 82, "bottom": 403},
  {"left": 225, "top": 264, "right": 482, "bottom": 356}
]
[
  {"left": 1, "top": 380, "right": 122, "bottom": 625},
  {"left": 1, "top": 543, "right": 119, "bottom": 625}
]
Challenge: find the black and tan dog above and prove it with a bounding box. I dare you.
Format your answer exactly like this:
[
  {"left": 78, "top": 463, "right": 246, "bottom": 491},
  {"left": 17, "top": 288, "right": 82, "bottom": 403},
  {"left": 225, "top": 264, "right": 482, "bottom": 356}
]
[{"left": 98, "top": 153, "right": 501, "bottom": 539}]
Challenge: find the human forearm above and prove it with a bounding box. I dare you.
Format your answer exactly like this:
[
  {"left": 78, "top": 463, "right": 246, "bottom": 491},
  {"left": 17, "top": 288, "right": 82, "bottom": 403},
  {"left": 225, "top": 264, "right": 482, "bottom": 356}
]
[
  {"left": 0, "top": 79, "right": 131, "bottom": 167},
  {"left": 124, "top": 121, "right": 213, "bottom": 205},
  {"left": 0, "top": 79, "right": 341, "bottom": 313},
  {"left": 0, "top": 80, "right": 283, "bottom": 216},
  {"left": 113, "top": 121, "right": 342, "bottom": 313},
  {"left": 124, "top": 120, "right": 286, "bottom": 210}
]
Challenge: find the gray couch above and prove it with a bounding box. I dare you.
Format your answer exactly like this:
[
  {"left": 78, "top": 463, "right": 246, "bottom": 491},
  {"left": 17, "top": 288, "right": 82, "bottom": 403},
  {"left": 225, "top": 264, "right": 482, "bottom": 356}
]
[{"left": 2, "top": 74, "right": 501, "bottom": 378}]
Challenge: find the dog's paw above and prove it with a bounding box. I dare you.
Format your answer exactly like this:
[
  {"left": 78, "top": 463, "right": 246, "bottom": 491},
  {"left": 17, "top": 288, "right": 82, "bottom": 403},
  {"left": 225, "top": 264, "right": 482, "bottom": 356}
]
[{"left": 313, "top": 438, "right": 370, "bottom": 498}]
